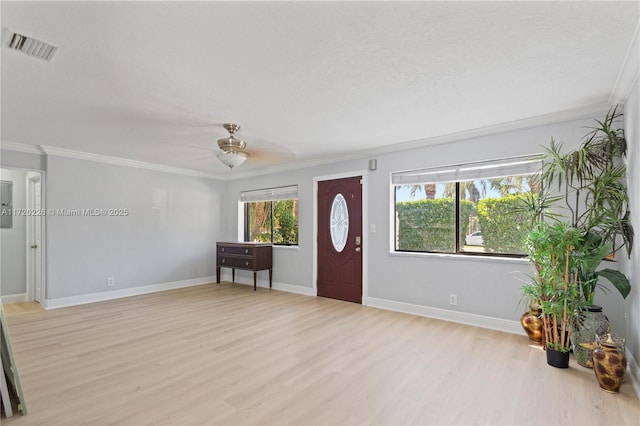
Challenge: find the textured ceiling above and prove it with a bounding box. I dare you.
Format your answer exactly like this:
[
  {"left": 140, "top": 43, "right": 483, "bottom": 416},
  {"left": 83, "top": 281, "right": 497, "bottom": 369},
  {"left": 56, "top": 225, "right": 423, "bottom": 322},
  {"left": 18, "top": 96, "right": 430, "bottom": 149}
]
[{"left": 1, "top": 1, "right": 639, "bottom": 176}]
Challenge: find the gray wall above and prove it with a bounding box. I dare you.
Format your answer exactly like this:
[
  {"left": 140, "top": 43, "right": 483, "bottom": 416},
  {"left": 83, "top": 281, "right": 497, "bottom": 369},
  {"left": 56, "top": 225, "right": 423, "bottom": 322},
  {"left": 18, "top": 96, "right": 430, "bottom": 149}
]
[
  {"left": 224, "top": 171, "right": 315, "bottom": 288},
  {"left": 45, "top": 156, "right": 226, "bottom": 299},
  {"left": 0, "top": 149, "right": 45, "bottom": 171},
  {"left": 623, "top": 75, "right": 639, "bottom": 373},
  {"left": 224, "top": 115, "right": 630, "bottom": 328},
  {"left": 0, "top": 168, "right": 27, "bottom": 296}
]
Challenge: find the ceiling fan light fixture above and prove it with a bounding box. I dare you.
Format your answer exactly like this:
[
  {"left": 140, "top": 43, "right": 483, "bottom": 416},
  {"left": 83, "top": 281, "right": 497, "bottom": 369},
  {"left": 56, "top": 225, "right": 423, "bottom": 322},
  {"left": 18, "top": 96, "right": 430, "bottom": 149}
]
[
  {"left": 217, "top": 150, "right": 248, "bottom": 169},
  {"left": 217, "top": 123, "right": 250, "bottom": 169}
]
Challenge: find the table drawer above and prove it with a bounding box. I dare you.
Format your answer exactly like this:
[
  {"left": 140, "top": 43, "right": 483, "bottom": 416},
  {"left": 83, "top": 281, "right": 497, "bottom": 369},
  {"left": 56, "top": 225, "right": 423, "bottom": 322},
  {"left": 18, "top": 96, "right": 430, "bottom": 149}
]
[
  {"left": 218, "top": 245, "right": 253, "bottom": 256},
  {"left": 217, "top": 256, "right": 254, "bottom": 269}
]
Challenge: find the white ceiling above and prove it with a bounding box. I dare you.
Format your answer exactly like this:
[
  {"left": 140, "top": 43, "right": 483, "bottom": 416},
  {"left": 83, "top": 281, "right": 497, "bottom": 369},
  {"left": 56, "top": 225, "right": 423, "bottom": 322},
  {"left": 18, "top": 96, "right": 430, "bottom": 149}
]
[{"left": 1, "top": 1, "right": 639, "bottom": 176}]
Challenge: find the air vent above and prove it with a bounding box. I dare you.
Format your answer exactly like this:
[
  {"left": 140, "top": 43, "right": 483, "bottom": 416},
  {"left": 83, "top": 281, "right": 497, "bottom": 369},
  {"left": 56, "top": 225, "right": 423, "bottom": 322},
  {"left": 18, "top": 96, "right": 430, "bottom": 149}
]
[{"left": 6, "top": 32, "right": 57, "bottom": 61}]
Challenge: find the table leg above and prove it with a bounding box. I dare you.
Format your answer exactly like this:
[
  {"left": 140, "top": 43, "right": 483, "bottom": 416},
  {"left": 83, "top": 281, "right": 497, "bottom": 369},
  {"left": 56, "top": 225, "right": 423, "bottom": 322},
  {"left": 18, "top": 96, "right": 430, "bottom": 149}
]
[
  {"left": 269, "top": 269, "right": 272, "bottom": 289},
  {"left": 216, "top": 266, "right": 220, "bottom": 284},
  {"left": 232, "top": 268, "right": 235, "bottom": 283},
  {"left": 253, "top": 272, "right": 257, "bottom": 291}
]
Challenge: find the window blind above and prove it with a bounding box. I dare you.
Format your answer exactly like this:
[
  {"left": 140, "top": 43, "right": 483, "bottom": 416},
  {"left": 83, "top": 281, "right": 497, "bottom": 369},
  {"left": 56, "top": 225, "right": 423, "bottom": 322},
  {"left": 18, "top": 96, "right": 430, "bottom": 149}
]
[
  {"left": 392, "top": 154, "right": 543, "bottom": 185},
  {"left": 240, "top": 185, "right": 298, "bottom": 202}
]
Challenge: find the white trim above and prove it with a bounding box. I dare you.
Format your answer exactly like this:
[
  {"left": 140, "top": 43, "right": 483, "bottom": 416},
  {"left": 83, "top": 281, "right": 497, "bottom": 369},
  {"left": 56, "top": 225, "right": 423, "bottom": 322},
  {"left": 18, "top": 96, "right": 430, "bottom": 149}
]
[
  {"left": 364, "top": 296, "right": 525, "bottom": 336},
  {"left": 272, "top": 282, "right": 315, "bottom": 296},
  {"left": 3, "top": 104, "right": 611, "bottom": 182},
  {"left": 0, "top": 294, "right": 28, "bottom": 304},
  {"left": 0, "top": 140, "right": 43, "bottom": 154},
  {"left": 42, "top": 276, "right": 216, "bottom": 309},
  {"left": 39, "top": 145, "right": 223, "bottom": 180},
  {"left": 236, "top": 200, "right": 244, "bottom": 241},
  {"left": 610, "top": 18, "right": 640, "bottom": 104},
  {"left": 362, "top": 174, "right": 369, "bottom": 301},
  {"left": 219, "top": 273, "right": 316, "bottom": 296},
  {"left": 628, "top": 350, "right": 640, "bottom": 399},
  {"left": 388, "top": 250, "right": 529, "bottom": 265},
  {"left": 312, "top": 170, "right": 369, "bottom": 300}
]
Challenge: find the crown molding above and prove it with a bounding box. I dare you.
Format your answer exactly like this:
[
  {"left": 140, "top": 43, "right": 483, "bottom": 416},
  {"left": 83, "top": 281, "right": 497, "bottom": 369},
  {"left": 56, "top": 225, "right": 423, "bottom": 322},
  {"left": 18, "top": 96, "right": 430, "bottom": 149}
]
[
  {"left": 610, "top": 18, "right": 640, "bottom": 104},
  {"left": 39, "top": 145, "right": 224, "bottom": 180},
  {"left": 3, "top": 102, "right": 612, "bottom": 182},
  {"left": 361, "top": 102, "right": 610, "bottom": 155},
  {"left": 222, "top": 102, "right": 611, "bottom": 180},
  {"left": 0, "top": 140, "right": 43, "bottom": 154}
]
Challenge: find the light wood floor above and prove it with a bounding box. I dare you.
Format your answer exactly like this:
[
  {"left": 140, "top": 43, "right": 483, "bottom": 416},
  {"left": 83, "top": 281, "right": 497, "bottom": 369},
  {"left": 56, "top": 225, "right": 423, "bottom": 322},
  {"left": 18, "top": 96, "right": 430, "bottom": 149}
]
[{"left": 2, "top": 283, "right": 639, "bottom": 425}]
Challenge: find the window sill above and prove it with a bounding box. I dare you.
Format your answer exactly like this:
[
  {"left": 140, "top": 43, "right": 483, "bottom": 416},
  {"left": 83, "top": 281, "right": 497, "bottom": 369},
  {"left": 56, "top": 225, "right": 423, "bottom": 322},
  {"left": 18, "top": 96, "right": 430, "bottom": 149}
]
[
  {"left": 389, "top": 250, "right": 529, "bottom": 265},
  {"left": 274, "top": 245, "right": 299, "bottom": 251}
]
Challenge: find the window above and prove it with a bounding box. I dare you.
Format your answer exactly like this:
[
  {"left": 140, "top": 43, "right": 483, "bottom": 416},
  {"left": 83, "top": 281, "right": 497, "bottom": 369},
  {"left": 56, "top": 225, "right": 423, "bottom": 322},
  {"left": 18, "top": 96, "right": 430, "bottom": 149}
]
[
  {"left": 392, "top": 156, "right": 541, "bottom": 256},
  {"left": 241, "top": 185, "right": 298, "bottom": 245}
]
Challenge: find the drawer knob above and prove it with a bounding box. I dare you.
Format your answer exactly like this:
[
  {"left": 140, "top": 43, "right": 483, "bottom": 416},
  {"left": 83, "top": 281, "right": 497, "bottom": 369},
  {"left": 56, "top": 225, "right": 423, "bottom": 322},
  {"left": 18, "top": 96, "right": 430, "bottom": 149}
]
[
  {"left": 245, "top": 261, "right": 249, "bottom": 266},
  {"left": 222, "top": 259, "right": 226, "bottom": 263},
  {"left": 221, "top": 247, "right": 225, "bottom": 252},
  {"left": 245, "top": 249, "right": 249, "bottom": 253}
]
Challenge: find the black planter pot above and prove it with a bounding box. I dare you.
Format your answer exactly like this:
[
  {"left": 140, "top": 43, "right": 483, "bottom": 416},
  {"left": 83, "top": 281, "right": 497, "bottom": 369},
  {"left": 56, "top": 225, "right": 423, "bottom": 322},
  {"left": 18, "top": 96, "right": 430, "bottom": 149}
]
[{"left": 546, "top": 347, "right": 570, "bottom": 368}]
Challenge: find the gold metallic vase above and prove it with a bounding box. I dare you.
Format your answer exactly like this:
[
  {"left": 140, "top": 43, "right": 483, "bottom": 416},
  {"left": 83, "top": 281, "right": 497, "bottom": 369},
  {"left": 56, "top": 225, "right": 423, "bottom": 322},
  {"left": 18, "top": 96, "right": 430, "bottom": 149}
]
[
  {"left": 520, "top": 307, "right": 543, "bottom": 344},
  {"left": 593, "top": 334, "right": 626, "bottom": 393}
]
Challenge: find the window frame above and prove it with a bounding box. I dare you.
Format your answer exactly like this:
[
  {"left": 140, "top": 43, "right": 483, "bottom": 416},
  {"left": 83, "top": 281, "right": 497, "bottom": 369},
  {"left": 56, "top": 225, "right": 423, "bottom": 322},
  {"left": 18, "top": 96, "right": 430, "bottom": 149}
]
[
  {"left": 240, "top": 185, "right": 299, "bottom": 247},
  {"left": 392, "top": 155, "right": 542, "bottom": 258}
]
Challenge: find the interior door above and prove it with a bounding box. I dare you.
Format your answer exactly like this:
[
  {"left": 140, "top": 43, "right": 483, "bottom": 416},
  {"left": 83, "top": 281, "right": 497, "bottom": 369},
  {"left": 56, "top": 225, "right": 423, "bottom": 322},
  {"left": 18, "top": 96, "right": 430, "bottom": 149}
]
[
  {"left": 317, "top": 176, "right": 363, "bottom": 303},
  {"left": 27, "top": 175, "right": 42, "bottom": 303}
]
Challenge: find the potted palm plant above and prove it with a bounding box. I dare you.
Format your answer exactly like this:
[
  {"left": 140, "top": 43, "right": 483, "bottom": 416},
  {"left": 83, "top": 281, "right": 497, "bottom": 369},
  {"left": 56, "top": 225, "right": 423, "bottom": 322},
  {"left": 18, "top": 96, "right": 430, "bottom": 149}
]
[
  {"left": 541, "top": 106, "right": 632, "bottom": 367},
  {"left": 521, "top": 106, "right": 633, "bottom": 367},
  {"left": 542, "top": 106, "right": 632, "bottom": 294}
]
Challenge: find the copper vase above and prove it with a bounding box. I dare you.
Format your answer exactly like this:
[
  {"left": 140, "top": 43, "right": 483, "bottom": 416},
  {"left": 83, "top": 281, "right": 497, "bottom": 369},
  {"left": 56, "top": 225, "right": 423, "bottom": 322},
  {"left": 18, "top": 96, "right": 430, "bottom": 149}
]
[{"left": 520, "top": 307, "right": 543, "bottom": 344}]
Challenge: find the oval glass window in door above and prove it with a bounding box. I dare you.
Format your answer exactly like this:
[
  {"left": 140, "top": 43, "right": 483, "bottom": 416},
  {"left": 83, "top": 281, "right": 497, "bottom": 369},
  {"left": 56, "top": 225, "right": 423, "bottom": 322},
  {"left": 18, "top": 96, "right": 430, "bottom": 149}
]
[{"left": 330, "top": 193, "right": 349, "bottom": 252}]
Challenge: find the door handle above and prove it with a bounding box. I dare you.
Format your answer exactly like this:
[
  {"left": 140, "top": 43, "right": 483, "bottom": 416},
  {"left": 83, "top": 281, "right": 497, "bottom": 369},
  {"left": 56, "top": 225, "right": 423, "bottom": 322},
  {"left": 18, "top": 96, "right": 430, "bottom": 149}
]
[{"left": 31, "top": 244, "right": 38, "bottom": 249}]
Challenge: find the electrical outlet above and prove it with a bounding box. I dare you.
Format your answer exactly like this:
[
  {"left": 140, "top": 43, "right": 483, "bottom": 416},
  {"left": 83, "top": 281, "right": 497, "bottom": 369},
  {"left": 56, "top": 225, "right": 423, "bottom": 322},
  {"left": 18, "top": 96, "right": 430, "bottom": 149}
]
[
  {"left": 107, "top": 277, "right": 115, "bottom": 288},
  {"left": 449, "top": 294, "right": 458, "bottom": 306}
]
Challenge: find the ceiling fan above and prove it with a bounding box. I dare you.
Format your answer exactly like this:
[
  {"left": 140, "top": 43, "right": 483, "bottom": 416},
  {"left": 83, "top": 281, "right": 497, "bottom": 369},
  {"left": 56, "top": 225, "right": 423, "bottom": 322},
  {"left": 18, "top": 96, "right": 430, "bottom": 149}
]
[{"left": 217, "top": 123, "right": 250, "bottom": 169}]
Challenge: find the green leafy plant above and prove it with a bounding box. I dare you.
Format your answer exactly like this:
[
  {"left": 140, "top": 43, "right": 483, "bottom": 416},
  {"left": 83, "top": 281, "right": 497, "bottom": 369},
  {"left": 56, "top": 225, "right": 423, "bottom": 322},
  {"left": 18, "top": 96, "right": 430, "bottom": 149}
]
[
  {"left": 538, "top": 106, "right": 633, "bottom": 304},
  {"left": 522, "top": 222, "right": 586, "bottom": 352}
]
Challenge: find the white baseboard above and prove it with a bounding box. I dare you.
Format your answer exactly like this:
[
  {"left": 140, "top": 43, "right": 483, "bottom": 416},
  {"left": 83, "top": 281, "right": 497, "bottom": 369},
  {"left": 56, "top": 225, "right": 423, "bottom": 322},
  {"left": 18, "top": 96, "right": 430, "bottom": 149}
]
[
  {"left": 219, "top": 272, "right": 315, "bottom": 296},
  {"left": 364, "top": 296, "right": 525, "bottom": 336},
  {"left": 0, "top": 293, "right": 28, "bottom": 304},
  {"left": 628, "top": 350, "right": 640, "bottom": 399},
  {"left": 43, "top": 276, "right": 216, "bottom": 309},
  {"left": 272, "top": 282, "right": 315, "bottom": 296}
]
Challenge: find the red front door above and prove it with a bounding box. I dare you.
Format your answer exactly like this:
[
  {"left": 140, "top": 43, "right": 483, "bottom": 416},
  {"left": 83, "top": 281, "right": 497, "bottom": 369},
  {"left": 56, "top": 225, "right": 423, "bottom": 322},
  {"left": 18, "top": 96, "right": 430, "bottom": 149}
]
[{"left": 317, "top": 176, "right": 363, "bottom": 303}]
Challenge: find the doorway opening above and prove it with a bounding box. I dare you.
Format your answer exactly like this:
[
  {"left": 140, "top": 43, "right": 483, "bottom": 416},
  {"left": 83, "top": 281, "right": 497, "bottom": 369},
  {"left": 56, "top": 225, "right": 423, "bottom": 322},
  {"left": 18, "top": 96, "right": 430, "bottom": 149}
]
[{"left": 0, "top": 168, "right": 45, "bottom": 307}]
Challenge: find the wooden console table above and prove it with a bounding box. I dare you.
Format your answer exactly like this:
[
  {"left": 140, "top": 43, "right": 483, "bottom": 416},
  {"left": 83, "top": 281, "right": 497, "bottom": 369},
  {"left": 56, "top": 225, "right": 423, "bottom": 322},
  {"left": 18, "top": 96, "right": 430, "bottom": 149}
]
[{"left": 216, "top": 242, "right": 273, "bottom": 291}]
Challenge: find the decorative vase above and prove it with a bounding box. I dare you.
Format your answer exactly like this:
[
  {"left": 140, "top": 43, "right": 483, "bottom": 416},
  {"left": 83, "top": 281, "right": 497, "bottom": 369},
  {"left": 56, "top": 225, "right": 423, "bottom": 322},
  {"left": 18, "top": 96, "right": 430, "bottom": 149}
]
[
  {"left": 520, "top": 306, "right": 543, "bottom": 344},
  {"left": 572, "top": 305, "right": 610, "bottom": 368},
  {"left": 593, "top": 333, "right": 626, "bottom": 393},
  {"left": 546, "top": 347, "right": 570, "bottom": 368}
]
